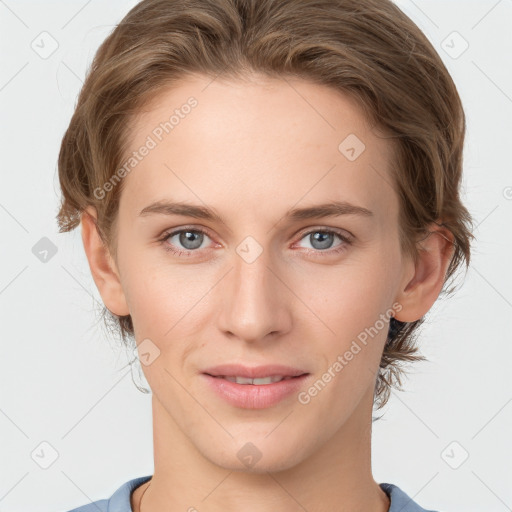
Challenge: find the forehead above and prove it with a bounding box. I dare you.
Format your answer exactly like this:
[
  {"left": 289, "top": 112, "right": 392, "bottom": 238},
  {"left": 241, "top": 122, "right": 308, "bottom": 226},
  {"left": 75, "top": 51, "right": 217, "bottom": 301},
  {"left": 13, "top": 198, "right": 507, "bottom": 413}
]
[{"left": 119, "top": 74, "right": 398, "bottom": 226}]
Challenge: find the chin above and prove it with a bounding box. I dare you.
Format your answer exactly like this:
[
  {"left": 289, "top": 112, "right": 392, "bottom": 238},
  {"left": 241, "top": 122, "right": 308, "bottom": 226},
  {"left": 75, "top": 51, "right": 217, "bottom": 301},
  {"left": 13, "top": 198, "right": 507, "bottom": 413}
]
[{"left": 198, "top": 431, "right": 314, "bottom": 474}]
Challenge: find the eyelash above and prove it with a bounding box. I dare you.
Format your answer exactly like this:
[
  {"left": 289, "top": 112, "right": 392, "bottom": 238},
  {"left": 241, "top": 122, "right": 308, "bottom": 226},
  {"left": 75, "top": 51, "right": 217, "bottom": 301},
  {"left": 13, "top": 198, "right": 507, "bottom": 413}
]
[{"left": 158, "top": 226, "right": 353, "bottom": 258}]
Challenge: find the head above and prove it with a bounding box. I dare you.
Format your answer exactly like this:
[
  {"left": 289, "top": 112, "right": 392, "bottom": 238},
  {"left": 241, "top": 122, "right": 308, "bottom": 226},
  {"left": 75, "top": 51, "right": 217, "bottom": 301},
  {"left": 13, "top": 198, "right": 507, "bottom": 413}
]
[{"left": 57, "top": 0, "right": 473, "bottom": 470}]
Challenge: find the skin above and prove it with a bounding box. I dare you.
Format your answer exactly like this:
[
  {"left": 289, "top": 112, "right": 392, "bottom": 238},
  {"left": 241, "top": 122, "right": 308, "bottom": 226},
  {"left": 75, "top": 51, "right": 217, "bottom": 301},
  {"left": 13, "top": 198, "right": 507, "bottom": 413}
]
[{"left": 81, "top": 73, "right": 454, "bottom": 512}]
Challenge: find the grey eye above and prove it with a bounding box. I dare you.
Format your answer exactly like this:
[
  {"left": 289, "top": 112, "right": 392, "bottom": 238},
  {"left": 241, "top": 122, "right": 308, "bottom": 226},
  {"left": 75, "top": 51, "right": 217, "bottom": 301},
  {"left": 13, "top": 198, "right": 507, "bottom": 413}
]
[
  {"left": 171, "top": 230, "right": 206, "bottom": 250},
  {"left": 301, "top": 231, "right": 339, "bottom": 251}
]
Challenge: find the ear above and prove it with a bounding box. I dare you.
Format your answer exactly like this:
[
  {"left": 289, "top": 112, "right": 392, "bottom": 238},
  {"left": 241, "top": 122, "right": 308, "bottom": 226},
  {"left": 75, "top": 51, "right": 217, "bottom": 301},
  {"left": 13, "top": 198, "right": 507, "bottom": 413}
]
[
  {"left": 393, "top": 222, "right": 455, "bottom": 322},
  {"left": 80, "top": 206, "right": 130, "bottom": 316}
]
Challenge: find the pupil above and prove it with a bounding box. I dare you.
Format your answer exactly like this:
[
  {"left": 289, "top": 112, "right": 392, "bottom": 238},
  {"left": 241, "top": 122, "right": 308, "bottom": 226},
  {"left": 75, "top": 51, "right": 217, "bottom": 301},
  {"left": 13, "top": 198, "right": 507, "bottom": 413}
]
[
  {"left": 312, "top": 232, "right": 333, "bottom": 250},
  {"left": 180, "top": 231, "right": 202, "bottom": 250}
]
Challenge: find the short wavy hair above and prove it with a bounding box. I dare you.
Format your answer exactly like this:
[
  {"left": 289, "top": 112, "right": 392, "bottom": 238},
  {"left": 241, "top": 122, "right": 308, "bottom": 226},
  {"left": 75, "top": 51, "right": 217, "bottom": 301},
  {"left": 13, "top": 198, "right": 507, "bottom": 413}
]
[{"left": 56, "top": 0, "right": 474, "bottom": 411}]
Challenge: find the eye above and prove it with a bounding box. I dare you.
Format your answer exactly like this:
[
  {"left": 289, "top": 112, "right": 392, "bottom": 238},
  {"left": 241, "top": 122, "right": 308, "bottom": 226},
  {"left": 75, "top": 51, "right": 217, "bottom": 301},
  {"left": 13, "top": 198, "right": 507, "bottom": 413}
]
[
  {"left": 295, "top": 228, "right": 352, "bottom": 254},
  {"left": 158, "top": 226, "right": 353, "bottom": 258},
  {"left": 159, "top": 227, "right": 213, "bottom": 256}
]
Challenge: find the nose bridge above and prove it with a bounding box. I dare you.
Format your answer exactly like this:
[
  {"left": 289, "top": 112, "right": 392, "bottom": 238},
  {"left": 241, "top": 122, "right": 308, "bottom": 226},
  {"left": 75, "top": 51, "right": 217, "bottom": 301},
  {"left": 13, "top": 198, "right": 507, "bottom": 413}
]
[{"left": 217, "top": 239, "right": 289, "bottom": 341}]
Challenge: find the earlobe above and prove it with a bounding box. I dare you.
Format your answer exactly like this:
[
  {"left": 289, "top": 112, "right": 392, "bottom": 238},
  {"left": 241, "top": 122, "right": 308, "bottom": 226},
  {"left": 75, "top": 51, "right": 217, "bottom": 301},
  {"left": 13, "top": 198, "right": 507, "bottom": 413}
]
[
  {"left": 393, "top": 223, "right": 455, "bottom": 323},
  {"left": 80, "top": 206, "right": 130, "bottom": 317}
]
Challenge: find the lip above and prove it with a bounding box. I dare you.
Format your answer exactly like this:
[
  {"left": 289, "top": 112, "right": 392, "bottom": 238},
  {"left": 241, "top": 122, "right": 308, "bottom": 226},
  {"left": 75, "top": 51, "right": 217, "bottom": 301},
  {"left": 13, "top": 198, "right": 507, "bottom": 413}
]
[
  {"left": 201, "top": 364, "right": 310, "bottom": 409},
  {"left": 202, "top": 364, "right": 308, "bottom": 379}
]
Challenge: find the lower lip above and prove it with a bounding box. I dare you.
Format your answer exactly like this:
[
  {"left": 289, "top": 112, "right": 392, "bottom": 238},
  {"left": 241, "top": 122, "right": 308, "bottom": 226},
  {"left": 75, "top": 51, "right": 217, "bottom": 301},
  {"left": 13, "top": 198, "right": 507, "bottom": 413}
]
[{"left": 202, "top": 374, "right": 309, "bottom": 409}]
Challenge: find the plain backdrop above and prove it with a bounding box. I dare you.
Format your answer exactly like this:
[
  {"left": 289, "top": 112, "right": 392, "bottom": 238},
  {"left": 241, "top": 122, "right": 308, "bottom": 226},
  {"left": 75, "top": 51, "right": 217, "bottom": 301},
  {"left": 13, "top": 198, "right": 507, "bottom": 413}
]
[{"left": 0, "top": 1, "right": 511, "bottom": 511}]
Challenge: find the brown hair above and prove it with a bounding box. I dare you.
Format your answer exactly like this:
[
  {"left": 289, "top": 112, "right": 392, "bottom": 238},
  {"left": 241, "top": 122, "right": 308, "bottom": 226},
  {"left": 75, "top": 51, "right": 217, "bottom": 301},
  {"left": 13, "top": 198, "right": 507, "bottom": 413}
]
[{"left": 56, "top": 0, "right": 474, "bottom": 410}]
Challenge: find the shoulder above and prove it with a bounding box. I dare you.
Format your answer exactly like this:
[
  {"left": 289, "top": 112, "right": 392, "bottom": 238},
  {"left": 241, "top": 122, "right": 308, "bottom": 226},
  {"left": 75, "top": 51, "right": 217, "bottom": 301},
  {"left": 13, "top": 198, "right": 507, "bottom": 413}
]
[
  {"left": 65, "top": 499, "right": 109, "bottom": 512},
  {"left": 63, "top": 475, "right": 153, "bottom": 512},
  {"left": 380, "top": 482, "right": 440, "bottom": 512}
]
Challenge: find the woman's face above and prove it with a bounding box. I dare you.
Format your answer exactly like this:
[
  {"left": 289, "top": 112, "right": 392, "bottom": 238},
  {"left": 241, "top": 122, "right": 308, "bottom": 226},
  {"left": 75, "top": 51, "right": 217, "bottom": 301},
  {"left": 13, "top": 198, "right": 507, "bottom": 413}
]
[{"left": 108, "top": 73, "right": 414, "bottom": 471}]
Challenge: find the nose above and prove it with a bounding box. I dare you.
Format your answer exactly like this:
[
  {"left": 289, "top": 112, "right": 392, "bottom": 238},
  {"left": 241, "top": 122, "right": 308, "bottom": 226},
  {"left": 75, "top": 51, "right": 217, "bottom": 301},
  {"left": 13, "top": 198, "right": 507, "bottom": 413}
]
[{"left": 216, "top": 244, "right": 292, "bottom": 343}]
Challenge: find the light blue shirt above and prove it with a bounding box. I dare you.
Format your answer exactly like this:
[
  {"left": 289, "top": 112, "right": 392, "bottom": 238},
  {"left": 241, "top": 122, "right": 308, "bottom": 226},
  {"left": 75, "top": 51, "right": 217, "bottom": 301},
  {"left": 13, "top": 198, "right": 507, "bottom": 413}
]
[{"left": 65, "top": 475, "right": 439, "bottom": 512}]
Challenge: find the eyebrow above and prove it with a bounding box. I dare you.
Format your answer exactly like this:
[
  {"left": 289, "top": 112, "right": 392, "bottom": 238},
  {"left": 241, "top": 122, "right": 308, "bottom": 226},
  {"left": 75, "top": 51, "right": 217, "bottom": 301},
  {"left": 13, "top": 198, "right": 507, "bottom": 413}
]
[{"left": 139, "top": 200, "right": 373, "bottom": 224}]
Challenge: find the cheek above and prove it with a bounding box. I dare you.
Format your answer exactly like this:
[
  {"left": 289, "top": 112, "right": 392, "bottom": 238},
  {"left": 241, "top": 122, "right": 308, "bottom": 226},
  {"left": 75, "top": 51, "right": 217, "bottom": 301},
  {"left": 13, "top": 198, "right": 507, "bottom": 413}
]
[
  {"left": 303, "top": 259, "right": 397, "bottom": 340},
  {"left": 121, "top": 254, "right": 217, "bottom": 342},
  {"left": 297, "top": 268, "right": 395, "bottom": 410},
  {"left": 297, "top": 251, "right": 401, "bottom": 393}
]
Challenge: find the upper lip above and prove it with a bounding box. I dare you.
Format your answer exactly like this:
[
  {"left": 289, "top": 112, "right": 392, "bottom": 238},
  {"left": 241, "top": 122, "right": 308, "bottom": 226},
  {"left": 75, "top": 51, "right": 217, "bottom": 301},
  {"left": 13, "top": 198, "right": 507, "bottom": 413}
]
[{"left": 203, "top": 364, "right": 308, "bottom": 379}]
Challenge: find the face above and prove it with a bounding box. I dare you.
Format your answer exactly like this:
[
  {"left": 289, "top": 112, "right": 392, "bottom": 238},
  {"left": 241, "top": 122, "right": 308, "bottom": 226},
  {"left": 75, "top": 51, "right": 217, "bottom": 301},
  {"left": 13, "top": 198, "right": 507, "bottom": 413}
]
[{"left": 104, "top": 73, "right": 414, "bottom": 472}]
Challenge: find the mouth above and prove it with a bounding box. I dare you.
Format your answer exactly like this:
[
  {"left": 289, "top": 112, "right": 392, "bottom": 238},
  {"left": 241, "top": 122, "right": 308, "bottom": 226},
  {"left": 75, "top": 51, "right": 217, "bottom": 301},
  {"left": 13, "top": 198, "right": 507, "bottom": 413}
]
[
  {"left": 206, "top": 374, "right": 303, "bottom": 385},
  {"left": 201, "top": 365, "right": 310, "bottom": 409}
]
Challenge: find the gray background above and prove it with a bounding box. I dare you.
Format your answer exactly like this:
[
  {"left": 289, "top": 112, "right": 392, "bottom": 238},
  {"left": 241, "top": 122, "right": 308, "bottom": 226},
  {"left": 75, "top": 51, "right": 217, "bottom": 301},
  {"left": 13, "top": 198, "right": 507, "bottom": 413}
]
[{"left": 0, "top": 1, "right": 511, "bottom": 511}]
